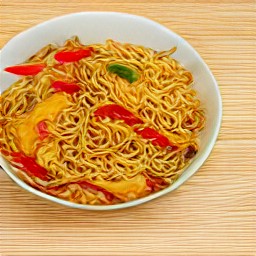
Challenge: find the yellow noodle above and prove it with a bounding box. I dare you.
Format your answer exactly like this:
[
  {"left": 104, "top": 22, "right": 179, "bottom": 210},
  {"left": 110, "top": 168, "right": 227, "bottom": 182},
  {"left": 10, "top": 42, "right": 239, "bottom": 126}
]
[{"left": 0, "top": 37, "right": 205, "bottom": 205}]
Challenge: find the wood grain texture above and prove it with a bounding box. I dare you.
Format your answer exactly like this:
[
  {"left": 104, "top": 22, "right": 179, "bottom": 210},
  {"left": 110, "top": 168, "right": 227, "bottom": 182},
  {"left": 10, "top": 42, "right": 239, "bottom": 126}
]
[{"left": 0, "top": 0, "right": 255, "bottom": 256}]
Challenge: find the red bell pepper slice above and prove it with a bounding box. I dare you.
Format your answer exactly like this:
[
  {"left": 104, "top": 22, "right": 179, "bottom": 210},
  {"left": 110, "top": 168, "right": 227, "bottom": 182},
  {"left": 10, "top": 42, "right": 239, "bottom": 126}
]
[
  {"left": 135, "top": 127, "right": 177, "bottom": 149},
  {"left": 52, "top": 81, "right": 81, "bottom": 94},
  {"left": 36, "top": 121, "right": 50, "bottom": 140},
  {"left": 4, "top": 64, "right": 46, "bottom": 76},
  {"left": 10, "top": 152, "right": 49, "bottom": 181},
  {"left": 94, "top": 104, "right": 143, "bottom": 126},
  {"left": 54, "top": 48, "right": 92, "bottom": 63}
]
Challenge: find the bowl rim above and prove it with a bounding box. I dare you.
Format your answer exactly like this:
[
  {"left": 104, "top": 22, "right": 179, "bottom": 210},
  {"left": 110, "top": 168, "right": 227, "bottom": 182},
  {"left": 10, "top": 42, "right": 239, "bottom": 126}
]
[{"left": 0, "top": 11, "right": 222, "bottom": 210}]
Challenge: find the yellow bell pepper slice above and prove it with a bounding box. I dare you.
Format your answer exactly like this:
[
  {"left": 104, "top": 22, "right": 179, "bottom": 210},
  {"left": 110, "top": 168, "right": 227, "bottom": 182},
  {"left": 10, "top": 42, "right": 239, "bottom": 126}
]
[{"left": 93, "top": 174, "right": 148, "bottom": 200}]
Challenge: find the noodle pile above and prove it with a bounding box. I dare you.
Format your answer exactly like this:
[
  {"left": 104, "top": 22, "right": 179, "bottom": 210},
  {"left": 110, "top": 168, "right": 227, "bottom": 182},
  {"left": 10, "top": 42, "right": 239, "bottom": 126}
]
[{"left": 0, "top": 37, "right": 205, "bottom": 205}]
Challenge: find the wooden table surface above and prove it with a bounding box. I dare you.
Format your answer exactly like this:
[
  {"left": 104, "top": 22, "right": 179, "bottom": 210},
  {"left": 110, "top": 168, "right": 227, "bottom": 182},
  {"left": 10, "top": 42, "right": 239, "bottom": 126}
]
[{"left": 0, "top": 1, "right": 255, "bottom": 256}]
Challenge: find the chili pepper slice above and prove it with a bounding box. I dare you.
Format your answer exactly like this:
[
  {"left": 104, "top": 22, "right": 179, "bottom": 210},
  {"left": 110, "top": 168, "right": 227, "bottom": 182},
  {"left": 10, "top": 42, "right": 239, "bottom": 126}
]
[
  {"left": 94, "top": 104, "right": 143, "bottom": 126},
  {"left": 10, "top": 152, "right": 49, "bottom": 181},
  {"left": 54, "top": 48, "right": 92, "bottom": 63},
  {"left": 4, "top": 64, "right": 46, "bottom": 76},
  {"left": 52, "top": 81, "right": 81, "bottom": 94},
  {"left": 107, "top": 63, "right": 140, "bottom": 83},
  {"left": 134, "top": 127, "right": 177, "bottom": 149},
  {"left": 36, "top": 121, "right": 50, "bottom": 140}
]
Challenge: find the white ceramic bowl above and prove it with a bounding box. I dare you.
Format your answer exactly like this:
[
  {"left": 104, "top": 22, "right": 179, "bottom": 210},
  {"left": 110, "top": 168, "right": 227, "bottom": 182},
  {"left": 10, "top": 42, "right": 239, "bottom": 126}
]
[{"left": 0, "top": 12, "right": 222, "bottom": 210}]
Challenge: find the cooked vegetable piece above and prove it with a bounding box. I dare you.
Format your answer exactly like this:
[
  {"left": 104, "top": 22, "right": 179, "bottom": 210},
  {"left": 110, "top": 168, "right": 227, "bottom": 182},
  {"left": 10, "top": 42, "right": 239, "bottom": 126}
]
[
  {"left": 36, "top": 121, "right": 50, "bottom": 141},
  {"left": 54, "top": 49, "right": 92, "bottom": 63},
  {"left": 52, "top": 81, "right": 81, "bottom": 94},
  {"left": 135, "top": 127, "right": 177, "bottom": 149},
  {"left": 16, "top": 93, "right": 69, "bottom": 155},
  {"left": 94, "top": 104, "right": 143, "bottom": 126},
  {"left": 184, "top": 145, "right": 197, "bottom": 159},
  {"left": 107, "top": 63, "right": 139, "bottom": 83},
  {"left": 11, "top": 152, "right": 49, "bottom": 181},
  {"left": 4, "top": 64, "right": 46, "bottom": 76},
  {"left": 93, "top": 175, "right": 147, "bottom": 199},
  {"left": 77, "top": 181, "right": 115, "bottom": 201}
]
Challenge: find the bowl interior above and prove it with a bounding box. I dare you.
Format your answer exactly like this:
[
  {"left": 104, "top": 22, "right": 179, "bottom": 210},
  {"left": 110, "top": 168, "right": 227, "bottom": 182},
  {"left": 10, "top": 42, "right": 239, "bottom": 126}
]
[{"left": 0, "top": 12, "right": 222, "bottom": 210}]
